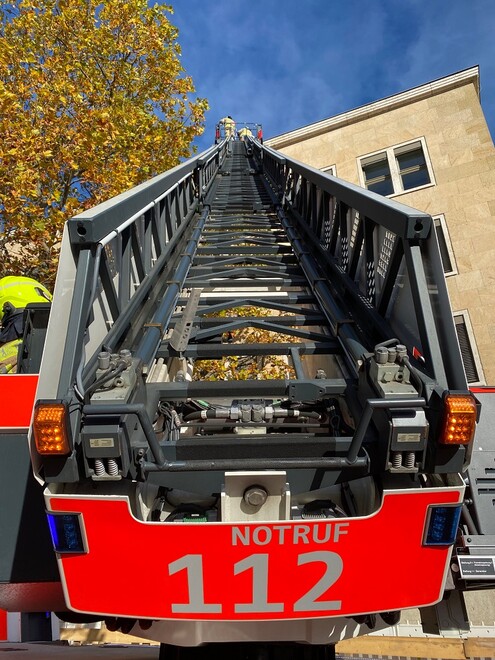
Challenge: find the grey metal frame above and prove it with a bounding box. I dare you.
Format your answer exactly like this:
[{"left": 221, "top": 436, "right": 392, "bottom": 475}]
[
  {"left": 255, "top": 142, "right": 466, "bottom": 389},
  {"left": 35, "top": 136, "right": 468, "bottom": 481},
  {"left": 52, "top": 142, "right": 228, "bottom": 398}
]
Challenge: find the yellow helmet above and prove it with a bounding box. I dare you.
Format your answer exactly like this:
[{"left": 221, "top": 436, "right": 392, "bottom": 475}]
[{"left": 0, "top": 276, "right": 52, "bottom": 322}]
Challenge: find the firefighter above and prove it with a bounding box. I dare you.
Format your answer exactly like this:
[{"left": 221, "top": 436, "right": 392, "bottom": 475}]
[
  {"left": 0, "top": 276, "right": 52, "bottom": 373},
  {"left": 238, "top": 126, "right": 253, "bottom": 141},
  {"left": 0, "top": 341, "right": 20, "bottom": 373},
  {"left": 220, "top": 115, "right": 236, "bottom": 140}
]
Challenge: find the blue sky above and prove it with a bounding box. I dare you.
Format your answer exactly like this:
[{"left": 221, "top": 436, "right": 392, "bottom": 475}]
[{"left": 170, "top": 0, "right": 495, "bottom": 154}]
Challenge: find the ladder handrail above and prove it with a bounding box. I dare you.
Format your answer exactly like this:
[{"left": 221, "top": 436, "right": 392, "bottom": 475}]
[
  {"left": 68, "top": 141, "right": 226, "bottom": 245},
  {"left": 36, "top": 135, "right": 467, "bottom": 412},
  {"left": 256, "top": 140, "right": 432, "bottom": 240},
  {"left": 252, "top": 138, "right": 467, "bottom": 392}
]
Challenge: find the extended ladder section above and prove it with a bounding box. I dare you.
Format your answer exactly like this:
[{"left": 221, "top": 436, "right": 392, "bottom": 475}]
[{"left": 35, "top": 137, "right": 471, "bottom": 486}]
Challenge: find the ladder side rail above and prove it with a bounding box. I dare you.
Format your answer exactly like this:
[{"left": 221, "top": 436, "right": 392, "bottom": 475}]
[
  {"left": 36, "top": 143, "right": 224, "bottom": 407},
  {"left": 402, "top": 241, "right": 448, "bottom": 389},
  {"left": 264, "top": 157, "right": 406, "bottom": 368},
  {"left": 423, "top": 223, "right": 469, "bottom": 390},
  {"left": 197, "top": 140, "right": 227, "bottom": 201},
  {"left": 80, "top": 200, "right": 201, "bottom": 387},
  {"left": 252, "top": 141, "right": 394, "bottom": 373},
  {"left": 251, "top": 138, "right": 285, "bottom": 199},
  {"left": 67, "top": 142, "right": 224, "bottom": 244},
  {"left": 257, "top": 141, "right": 431, "bottom": 239},
  {"left": 70, "top": 177, "right": 196, "bottom": 396},
  {"left": 134, "top": 206, "right": 211, "bottom": 369},
  {"left": 254, "top": 141, "right": 466, "bottom": 392}
]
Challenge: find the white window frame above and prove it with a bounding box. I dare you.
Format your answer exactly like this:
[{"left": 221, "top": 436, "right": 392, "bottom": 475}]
[
  {"left": 453, "top": 310, "right": 485, "bottom": 386},
  {"left": 321, "top": 164, "right": 336, "bottom": 176},
  {"left": 358, "top": 137, "right": 436, "bottom": 197},
  {"left": 433, "top": 214, "right": 457, "bottom": 277}
]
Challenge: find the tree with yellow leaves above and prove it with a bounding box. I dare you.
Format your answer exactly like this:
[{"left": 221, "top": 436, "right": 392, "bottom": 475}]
[
  {"left": 0, "top": 0, "right": 208, "bottom": 287},
  {"left": 193, "top": 307, "right": 298, "bottom": 381}
]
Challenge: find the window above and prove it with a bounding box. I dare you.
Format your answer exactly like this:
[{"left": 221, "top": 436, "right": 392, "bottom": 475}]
[
  {"left": 433, "top": 215, "right": 457, "bottom": 276},
  {"left": 359, "top": 138, "right": 435, "bottom": 197},
  {"left": 321, "top": 165, "right": 336, "bottom": 176},
  {"left": 453, "top": 312, "right": 484, "bottom": 385},
  {"left": 395, "top": 144, "right": 431, "bottom": 190},
  {"left": 361, "top": 154, "right": 393, "bottom": 195}
]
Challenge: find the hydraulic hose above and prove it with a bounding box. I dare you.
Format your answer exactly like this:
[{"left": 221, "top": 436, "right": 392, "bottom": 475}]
[{"left": 183, "top": 407, "right": 321, "bottom": 422}]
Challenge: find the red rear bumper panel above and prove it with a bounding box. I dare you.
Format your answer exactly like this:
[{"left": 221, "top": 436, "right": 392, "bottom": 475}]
[{"left": 46, "top": 483, "right": 463, "bottom": 621}]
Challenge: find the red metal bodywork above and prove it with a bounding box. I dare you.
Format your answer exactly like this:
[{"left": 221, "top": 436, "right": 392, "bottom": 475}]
[
  {"left": 0, "top": 375, "right": 38, "bottom": 429},
  {"left": 47, "top": 485, "right": 463, "bottom": 621}
]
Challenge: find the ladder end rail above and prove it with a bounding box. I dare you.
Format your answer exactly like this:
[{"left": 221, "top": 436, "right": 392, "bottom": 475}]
[
  {"left": 259, "top": 145, "right": 432, "bottom": 241},
  {"left": 68, "top": 142, "right": 223, "bottom": 245},
  {"left": 257, "top": 142, "right": 466, "bottom": 393},
  {"left": 38, "top": 144, "right": 225, "bottom": 405}
]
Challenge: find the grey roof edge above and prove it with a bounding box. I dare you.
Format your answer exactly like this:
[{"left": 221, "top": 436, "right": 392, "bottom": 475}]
[{"left": 266, "top": 66, "right": 480, "bottom": 149}]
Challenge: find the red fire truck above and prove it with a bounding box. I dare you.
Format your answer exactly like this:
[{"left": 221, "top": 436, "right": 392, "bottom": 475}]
[{"left": 1, "top": 134, "right": 494, "bottom": 658}]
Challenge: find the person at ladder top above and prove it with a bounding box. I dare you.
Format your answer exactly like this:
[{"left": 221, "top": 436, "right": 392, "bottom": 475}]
[
  {"left": 220, "top": 115, "right": 236, "bottom": 140},
  {"left": 238, "top": 125, "right": 253, "bottom": 141}
]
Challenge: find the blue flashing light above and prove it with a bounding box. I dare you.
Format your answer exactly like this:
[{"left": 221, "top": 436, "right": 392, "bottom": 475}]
[
  {"left": 47, "top": 513, "right": 86, "bottom": 553},
  {"left": 424, "top": 505, "right": 462, "bottom": 546}
]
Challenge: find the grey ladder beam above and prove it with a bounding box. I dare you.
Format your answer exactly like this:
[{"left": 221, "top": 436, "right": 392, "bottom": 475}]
[{"left": 159, "top": 140, "right": 342, "bottom": 370}]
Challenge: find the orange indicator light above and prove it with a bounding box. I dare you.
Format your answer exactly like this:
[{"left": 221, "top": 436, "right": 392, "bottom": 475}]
[
  {"left": 440, "top": 394, "right": 477, "bottom": 445},
  {"left": 33, "top": 402, "right": 71, "bottom": 455}
]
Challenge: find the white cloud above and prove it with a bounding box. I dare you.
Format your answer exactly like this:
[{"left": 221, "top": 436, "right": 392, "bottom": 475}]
[{"left": 170, "top": 0, "right": 495, "bottom": 150}]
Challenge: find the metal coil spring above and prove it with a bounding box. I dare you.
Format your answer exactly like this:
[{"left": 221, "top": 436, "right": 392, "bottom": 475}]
[
  {"left": 392, "top": 452, "right": 402, "bottom": 469},
  {"left": 107, "top": 458, "right": 119, "bottom": 477},
  {"left": 404, "top": 452, "right": 415, "bottom": 469},
  {"left": 94, "top": 458, "right": 106, "bottom": 477}
]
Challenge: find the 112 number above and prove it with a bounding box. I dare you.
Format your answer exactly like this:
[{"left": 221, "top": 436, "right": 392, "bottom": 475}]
[{"left": 168, "top": 551, "right": 343, "bottom": 615}]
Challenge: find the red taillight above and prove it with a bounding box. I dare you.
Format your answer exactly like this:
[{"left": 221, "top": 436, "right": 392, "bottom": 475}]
[
  {"left": 439, "top": 394, "right": 477, "bottom": 445},
  {"left": 33, "top": 402, "right": 71, "bottom": 455}
]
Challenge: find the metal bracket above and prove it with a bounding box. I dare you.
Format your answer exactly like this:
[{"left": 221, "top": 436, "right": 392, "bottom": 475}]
[
  {"left": 288, "top": 379, "right": 346, "bottom": 402},
  {"left": 169, "top": 288, "right": 202, "bottom": 352}
]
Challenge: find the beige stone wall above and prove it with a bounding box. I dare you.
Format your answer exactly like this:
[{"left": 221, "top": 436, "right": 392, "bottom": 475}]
[{"left": 268, "top": 79, "right": 495, "bottom": 385}]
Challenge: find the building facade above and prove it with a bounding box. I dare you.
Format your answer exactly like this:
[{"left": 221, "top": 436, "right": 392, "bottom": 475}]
[{"left": 266, "top": 66, "right": 495, "bottom": 386}]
